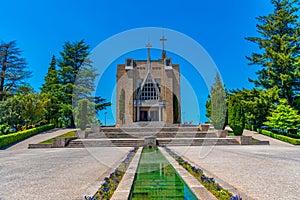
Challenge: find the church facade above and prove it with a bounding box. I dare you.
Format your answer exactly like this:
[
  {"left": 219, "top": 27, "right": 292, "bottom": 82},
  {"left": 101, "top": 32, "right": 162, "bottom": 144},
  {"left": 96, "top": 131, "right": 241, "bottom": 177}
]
[{"left": 116, "top": 38, "right": 181, "bottom": 126}]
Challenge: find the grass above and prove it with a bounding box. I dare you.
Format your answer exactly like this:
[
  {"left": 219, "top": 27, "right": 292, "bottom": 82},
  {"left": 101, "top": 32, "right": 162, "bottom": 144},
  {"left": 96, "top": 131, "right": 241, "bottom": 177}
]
[
  {"left": 227, "top": 131, "right": 234, "bottom": 136},
  {"left": 39, "top": 131, "right": 76, "bottom": 144}
]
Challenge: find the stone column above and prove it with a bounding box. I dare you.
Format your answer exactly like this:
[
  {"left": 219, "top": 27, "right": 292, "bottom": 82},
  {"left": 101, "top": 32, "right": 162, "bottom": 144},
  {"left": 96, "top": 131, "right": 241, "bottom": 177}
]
[
  {"left": 137, "top": 106, "right": 140, "bottom": 122},
  {"left": 148, "top": 110, "right": 151, "bottom": 121},
  {"left": 159, "top": 107, "right": 162, "bottom": 121}
]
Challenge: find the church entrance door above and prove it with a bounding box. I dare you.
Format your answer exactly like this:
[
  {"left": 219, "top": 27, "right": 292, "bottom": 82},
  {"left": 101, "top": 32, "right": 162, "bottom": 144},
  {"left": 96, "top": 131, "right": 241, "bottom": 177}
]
[
  {"left": 140, "top": 111, "right": 148, "bottom": 121},
  {"left": 150, "top": 111, "right": 158, "bottom": 121}
]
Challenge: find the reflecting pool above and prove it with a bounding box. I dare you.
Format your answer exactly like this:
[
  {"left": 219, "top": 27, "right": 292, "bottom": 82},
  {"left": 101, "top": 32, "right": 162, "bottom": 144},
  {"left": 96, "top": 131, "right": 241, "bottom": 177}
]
[{"left": 129, "top": 148, "right": 197, "bottom": 200}]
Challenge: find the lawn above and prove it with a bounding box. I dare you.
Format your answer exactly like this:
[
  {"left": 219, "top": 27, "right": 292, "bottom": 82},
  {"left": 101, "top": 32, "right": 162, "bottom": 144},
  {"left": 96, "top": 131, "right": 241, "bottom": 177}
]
[{"left": 39, "top": 131, "right": 76, "bottom": 144}]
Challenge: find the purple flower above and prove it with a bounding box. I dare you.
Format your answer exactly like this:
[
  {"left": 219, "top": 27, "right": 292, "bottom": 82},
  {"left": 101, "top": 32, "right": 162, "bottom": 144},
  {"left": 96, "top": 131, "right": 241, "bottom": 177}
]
[
  {"left": 102, "top": 187, "right": 110, "bottom": 192},
  {"left": 109, "top": 172, "right": 115, "bottom": 178},
  {"left": 113, "top": 178, "right": 119, "bottom": 183},
  {"left": 230, "top": 195, "right": 242, "bottom": 200}
]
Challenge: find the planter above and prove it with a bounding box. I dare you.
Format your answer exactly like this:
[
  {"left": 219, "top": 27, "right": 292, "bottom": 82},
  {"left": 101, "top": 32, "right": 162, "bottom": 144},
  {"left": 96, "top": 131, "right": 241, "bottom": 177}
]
[
  {"left": 236, "top": 136, "right": 253, "bottom": 145},
  {"left": 52, "top": 138, "right": 66, "bottom": 148},
  {"left": 144, "top": 136, "right": 157, "bottom": 148},
  {"left": 199, "top": 124, "right": 209, "bottom": 131},
  {"left": 216, "top": 130, "right": 228, "bottom": 138},
  {"left": 77, "top": 130, "right": 88, "bottom": 139},
  {"left": 91, "top": 124, "right": 100, "bottom": 133}
]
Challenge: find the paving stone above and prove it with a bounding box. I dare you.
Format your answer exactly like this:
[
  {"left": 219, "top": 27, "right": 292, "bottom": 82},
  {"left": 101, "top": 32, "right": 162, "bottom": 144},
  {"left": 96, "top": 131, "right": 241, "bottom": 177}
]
[
  {"left": 171, "top": 146, "right": 300, "bottom": 200},
  {"left": 0, "top": 147, "right": 130, "bottom": 200}
]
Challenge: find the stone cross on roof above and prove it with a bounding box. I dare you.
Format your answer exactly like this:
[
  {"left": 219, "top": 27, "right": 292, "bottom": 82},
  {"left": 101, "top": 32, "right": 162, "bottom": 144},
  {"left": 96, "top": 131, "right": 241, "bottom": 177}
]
[{"left": 160, "top": 36, "right": 167, "bottom": 59}]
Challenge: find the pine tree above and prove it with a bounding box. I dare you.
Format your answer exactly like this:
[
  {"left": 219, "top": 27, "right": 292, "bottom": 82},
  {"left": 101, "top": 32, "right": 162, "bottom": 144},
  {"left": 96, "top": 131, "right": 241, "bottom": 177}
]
[
  {"left": 41, "top": 55, "right": 58, "bottom": 93},
  {"left": 57, "top": 40, "right": 90, "bottom": 128},
  {"left": 246, "top": 0, "right": 300, "bottom": 107},
  {"left": 0, "top": 40, "right": 31, "bottom": 100},
  {"left": 210, "top": 73, "right": 227, "bottom": 130},
  {"left": 57, "top": 40, "right": 110, "bottom": 128},
  {"left": 41, "top": 55, "right": 61, "bottom": 126}
]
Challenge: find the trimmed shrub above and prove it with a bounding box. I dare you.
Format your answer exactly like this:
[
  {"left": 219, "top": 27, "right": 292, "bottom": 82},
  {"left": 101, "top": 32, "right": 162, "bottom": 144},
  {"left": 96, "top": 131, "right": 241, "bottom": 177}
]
[
  {"left": 0, "top": 124, "right": 12, "bottom": 135},
  {"left": 260, "top": 129, "right": 300, "bottom": 145},
  {"left": 0, "top": 124, "right": 54, "bottom": 149},
  {"left": 228, "top": 95, "right": 245, "bottom": 135}
]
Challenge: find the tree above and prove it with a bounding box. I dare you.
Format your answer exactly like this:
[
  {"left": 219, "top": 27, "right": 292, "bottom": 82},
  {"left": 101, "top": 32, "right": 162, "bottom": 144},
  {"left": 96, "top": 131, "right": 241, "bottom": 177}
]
[
  {"left": 16, "top": 86, "right": 48, "bottom": 127},
  {"left": 0, "top": 96, "right": 24, "bottom": 131},
  {"left": 57, "top": 40, "right": 90, "bottom": 127},
  {"left": 246, "top": 0, "right": 300, "bottom": 107},
  {"left": 56, "top": 40, "right": 111, "bottom": 128},
  {"left": 210, "top": 73, "right": 227, "bottom": 129},
  {"left": 264, "top": 98, "right": 300, "bottom": 132},
  {"left": 205, "top": 95, "right": 211, "bottom": 119},
  {"left": 41, "top": 55, "right": 59, "bottom": 93},
  {"left": 0, "top": 86, "right": 47, "bottom": 131},
  {"left": 41, "top": 55, "right": 61, "bottom": 126},
  {"left": 0, "top": 41, "right": 31, "bottom": 100},
  {"left": 94, "top": 96, "right": 111, "bottom": 115},
  {"left": 231, "top": 87, "right": 279, "bottom": 127},
  {"left": 77, "top": 98, "right": 88, "bottom": 131},
  {"left": 228, "top": 94, "right": 246, "bottom": 136}
]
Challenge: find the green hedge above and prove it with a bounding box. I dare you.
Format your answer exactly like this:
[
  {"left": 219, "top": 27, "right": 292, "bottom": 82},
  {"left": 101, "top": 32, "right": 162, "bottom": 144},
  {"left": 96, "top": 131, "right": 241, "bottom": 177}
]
[
  {"left": 257, "top": 129, "right": 300, "bottom": 145},
  {"left": 0, "top": 124, "right": 55, "bottom": 149}
]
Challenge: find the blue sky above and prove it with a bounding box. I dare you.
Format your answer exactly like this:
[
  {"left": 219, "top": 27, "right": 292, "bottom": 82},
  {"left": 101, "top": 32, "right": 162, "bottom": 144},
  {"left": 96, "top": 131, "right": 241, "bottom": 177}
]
[{"left": 1, "top": 0, "right": 274, "bottom": 125}]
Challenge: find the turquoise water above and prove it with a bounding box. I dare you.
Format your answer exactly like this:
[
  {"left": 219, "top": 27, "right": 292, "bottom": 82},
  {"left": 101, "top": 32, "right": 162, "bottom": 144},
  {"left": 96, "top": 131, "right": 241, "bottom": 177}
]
[{"left": 129, "top": 148, "right": 198, "bottom": 200}]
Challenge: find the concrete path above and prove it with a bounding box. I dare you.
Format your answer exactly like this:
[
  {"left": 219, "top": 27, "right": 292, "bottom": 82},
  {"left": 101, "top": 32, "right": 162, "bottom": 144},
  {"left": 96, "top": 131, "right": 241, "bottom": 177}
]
[
  {"left": 4, "top": 128, "right": 77, "bottom": 151},
  {"left": 0, "top": 147, "right": 130, "bottom": 200},
  {"left": 243, "top": 129, "right": 293, "bottom": 146},
  {"left": 171, "top": 146, "right": 300, "bottom": 200}
]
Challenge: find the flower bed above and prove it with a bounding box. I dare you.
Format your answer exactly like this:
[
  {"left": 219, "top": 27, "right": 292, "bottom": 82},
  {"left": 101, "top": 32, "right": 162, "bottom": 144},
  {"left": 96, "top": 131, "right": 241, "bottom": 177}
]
[
  {"left": 85, "top": 147, "right": 138, "bottom": 200},
  {"left": 163, "top": 146, "right": 242, "bottom": 200}
]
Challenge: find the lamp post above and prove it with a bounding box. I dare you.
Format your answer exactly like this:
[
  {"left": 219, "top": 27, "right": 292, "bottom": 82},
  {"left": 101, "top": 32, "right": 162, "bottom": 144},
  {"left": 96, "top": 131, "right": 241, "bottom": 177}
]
[{"left": 104, "top": 112, "right": 107, "bottom": 126}]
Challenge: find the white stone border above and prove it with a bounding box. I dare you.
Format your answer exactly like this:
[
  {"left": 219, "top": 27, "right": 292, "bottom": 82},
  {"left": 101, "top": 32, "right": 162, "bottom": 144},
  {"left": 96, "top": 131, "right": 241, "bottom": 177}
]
[
  {"left": 159, "top": 147, "right": 217, "bottom": 200},
  {"left": 110, "top": 148, "right": 142, "bottom": 200},
  {"left": 171, "top": 149, "right": 254, "bottom": 200}
]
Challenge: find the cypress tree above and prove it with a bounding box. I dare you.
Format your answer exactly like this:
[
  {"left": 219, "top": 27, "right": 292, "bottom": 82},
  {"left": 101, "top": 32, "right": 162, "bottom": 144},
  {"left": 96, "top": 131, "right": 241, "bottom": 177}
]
[
  {"left": 228, "top": 94, "right": 246, "bottom": 136},
  {"left": 210, "top": 73, "right": 227, "bottom": 130}
]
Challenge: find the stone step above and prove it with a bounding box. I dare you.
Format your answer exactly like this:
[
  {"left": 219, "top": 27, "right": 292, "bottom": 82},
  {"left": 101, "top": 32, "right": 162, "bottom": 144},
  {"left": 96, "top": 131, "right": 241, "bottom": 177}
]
[
  {"left": 68, "top": 138, "right": 239, "bottom": 148},
  {"left": 98, "top": 127, "right": 199, "bottom": 133},
  {"left": 87, "top": 131, "right": 219, "bottom": 139}
]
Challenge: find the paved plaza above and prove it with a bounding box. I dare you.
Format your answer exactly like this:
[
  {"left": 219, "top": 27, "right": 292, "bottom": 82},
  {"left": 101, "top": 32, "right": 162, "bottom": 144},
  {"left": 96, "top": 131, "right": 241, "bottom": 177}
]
[
  {"left": 171, "top": 145, "right": 300, "bottom": 200},
  {"left": 0, "top": 147, "right": 130, "bottom": 200},
  {"left": 0, "top": 128, "right": 299, "bottom": 200}
]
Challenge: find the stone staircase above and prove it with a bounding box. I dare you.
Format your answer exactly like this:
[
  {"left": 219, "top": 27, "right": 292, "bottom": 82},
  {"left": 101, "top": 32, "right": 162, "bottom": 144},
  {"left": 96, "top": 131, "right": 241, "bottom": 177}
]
[{"left": 68, "top": 125, "right": 241, "bottom": 148}]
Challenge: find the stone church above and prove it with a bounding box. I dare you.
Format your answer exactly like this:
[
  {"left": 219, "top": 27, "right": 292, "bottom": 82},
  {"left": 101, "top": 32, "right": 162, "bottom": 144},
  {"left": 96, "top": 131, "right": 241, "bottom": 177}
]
[{"left": 116, "top": 37, "right": 181, "bottom": 126}]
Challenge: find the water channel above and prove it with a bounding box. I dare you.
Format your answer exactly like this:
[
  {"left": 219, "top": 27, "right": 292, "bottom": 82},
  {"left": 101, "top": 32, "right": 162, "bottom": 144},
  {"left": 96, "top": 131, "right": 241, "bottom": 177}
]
[{"left": 129, "top": 148, "right": 197, "bottom": 200}]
